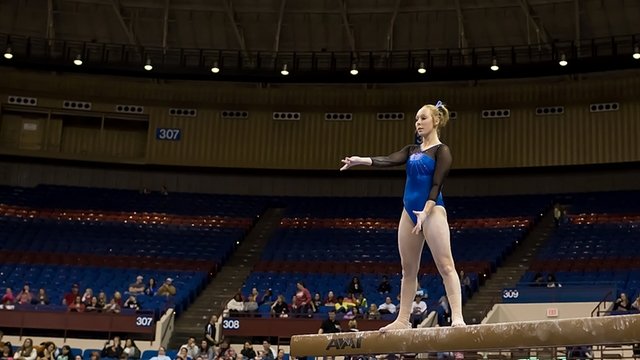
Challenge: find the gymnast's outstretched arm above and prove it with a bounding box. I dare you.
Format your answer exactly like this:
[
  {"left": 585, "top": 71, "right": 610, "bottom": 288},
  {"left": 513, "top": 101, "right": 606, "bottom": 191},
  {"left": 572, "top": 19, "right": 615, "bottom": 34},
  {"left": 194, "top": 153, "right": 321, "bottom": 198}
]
[{"left": 340, "top": 145, "right": 411, "bottom": 170}]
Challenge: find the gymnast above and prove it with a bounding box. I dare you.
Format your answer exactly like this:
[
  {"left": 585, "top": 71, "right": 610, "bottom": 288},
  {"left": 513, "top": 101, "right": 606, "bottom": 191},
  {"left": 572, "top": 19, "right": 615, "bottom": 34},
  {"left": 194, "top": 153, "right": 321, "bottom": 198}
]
[{"left": 340, "top": 101, "right": 465, "bottom": 330}]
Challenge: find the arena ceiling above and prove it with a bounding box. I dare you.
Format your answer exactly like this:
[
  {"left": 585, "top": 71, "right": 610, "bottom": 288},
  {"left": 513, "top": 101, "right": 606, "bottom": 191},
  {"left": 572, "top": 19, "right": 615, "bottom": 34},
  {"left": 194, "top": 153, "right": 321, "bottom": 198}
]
[{"left": 1, "top": 0, "right": 639, "bottom": 53}]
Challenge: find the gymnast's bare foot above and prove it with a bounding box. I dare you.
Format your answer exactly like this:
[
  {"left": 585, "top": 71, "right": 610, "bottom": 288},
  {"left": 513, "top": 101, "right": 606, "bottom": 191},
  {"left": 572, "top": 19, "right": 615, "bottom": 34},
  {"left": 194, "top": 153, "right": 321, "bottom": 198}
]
[
  {"left": 451, "top": 319, "right": 466, "bottom": 327},
  {"left": 379, "top": 320, "right": 411, "bottom": 332}
]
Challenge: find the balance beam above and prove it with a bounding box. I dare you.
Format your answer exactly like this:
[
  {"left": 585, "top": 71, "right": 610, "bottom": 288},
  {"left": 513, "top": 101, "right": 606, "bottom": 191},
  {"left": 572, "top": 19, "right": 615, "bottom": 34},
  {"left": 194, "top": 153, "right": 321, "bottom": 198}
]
[{"left": 290, "top": 314, "right": 640, "bottom": 357}]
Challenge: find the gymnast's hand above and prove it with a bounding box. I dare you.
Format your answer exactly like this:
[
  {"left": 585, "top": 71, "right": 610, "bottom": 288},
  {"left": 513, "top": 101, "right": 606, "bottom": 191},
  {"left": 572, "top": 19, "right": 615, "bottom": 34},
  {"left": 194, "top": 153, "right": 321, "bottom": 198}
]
[
  {"left": 412, "top": 201, "right": 436, "bottom": 234},
  {"left": 340, "top": 156, "right": 369, "bottom": 171}
]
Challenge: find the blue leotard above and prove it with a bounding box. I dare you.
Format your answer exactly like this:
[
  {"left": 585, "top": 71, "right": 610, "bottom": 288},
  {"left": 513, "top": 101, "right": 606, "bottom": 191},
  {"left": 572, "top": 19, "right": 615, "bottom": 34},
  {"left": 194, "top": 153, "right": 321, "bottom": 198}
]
[{"left": 371, "top": 143, "right": 452, "bottom": 225}]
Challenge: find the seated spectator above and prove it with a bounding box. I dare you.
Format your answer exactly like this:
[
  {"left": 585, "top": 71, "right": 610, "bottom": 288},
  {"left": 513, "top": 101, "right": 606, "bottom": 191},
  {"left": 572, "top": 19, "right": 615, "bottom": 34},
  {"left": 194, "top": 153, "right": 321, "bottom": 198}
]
[
  {"left": 97, "top": 291, "right": 108, "bottom": 308},
  {"left": 546, "top": 274, "right": 561, "bottom": 288},
  {"left": 312, "top": 293, "right": 322, "bottom": 313},
  {"left": 32, "top": 288, "right": 50, "bottom": 306},
  {"left": 198, "top": 340, "right": 212, "bottom": 360},
  {"left": 101, "top": 337, "right": 123, "bottom": 359},
  {"left": 240, "top": 342, "right": 255, "bottom": 360},
  {"left": 160, "top": 185, "right": 169, "bottom": 196},
  {"left": 244, "top": 294, "right": 258, "bottom": 312},
  {"left": 348, "top": 319, "right": 359, "bottom": 332},
  {"left": 318, "top": 309, "right": 341, "bottom": 334},
  {"left": 354, "top": 293, "right": 367, "bottom": 311},
  {"left": 367, "top": 303, "right": 381, "bottom": 320},
  {"left": 275, "top": 350, "right": 285, "bottom": 360},
  {"left": 334, "top": 296, "right": 354, "bottom": 313},
  {"left": 377, "top": 276, "right": 392, "bottom": 294},
  {"left": 36, "top": 342, "right": 56, "bottom": 360},
  {"left": 291, "top": 282, "right": 313, "bottom": 316},
  {"left": 323, "top": 291, "right": 337, "bottom": 306},
  {"left": 74, "top": 356, "right": 81, "bottom": 360},
  {"left": 260, "top": 342, "right": 273, "bottom": 360},
  {"left": 1, "top": 343, "right": 14, "bottom": 360},
  {"left": 410, "top": 294, "right": 427, "bottom": 328},
  {"left": 157, "top": 278, "right": 176, "bottom": 297},
  {"left": 175, "top": 348, "right": 188, "bottom": 360},
  {"left": 16, "top": 284, "right": 33, "bottom": 305},
  {"left": 124, "top": 295, "right": 140, "bottom": 310},
  {"left": 62, "top": 284, "right": 79, "bottom": 306},
  {"left": 438, "top": 295, "right": 451, "bottom": 326},
  {"left": 459, "top": 271, "right": 472, "bottom": 297},
  {"left": 149, "top": 347, "right": 170, "bottom": 360},
  {"left": 632, "top": 295, "right": 640, "bottom": 311},
  {"left": 89, "top": 352, "right": 100, "bottom": 360},
  {"left": 56, "top": 346, "right": 72, "bottom": 360},
  {"left": 128, "top": 276, "right": 145, "bottom": 296},
  {"left": 533, "top": 272, "right": 545, "bottom": 287},
  {"left": 226, "top": 294, "right": 244, "bottom": 313},
  {"left": 104, "top": 292, "right": 122, "bottom": 313},
  {"left": 347, "top": 276, "right": 363, "bottom": 296},
  {"left": 270, "top": 295, "right": 289, "bottom": 318},
  {"left": 2, "top": 288, "right": 15, "bottom": 306},
  {"left": 613, "top": 293, "right": 632, "bottom": 311},
  {"left": 68, "top": 296, "right": 85, "bottom": 313},
  {"left": 378, "top": 296, "right": 397, "bottom": 314},
  {"left": 86, "top": 297, "right": 103, "bottom": 312},
  {"left": 122, "top": 339, "right": 140, "bottom": 360},
  {"left": 180, "top": 338, "right": 199, "bottom": 360},
  {"left": 14, "top": 338, "right": 36, "bottom": 360},
  {"left": 81, "top": 288, "right": 93, "bottom": 305},
  {"left": 145, "top": 278, "right": 158, "bottom": 296},
  {"left": 258, "top": 289, "right": 274, "bottom": 306}
]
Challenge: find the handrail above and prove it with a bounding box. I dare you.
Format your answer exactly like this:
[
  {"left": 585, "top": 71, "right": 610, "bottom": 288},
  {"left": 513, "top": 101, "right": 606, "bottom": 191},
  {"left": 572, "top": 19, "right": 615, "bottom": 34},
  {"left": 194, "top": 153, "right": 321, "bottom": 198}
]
[{"left": 590, "top": 290, "right": 613, "bottom": 317}]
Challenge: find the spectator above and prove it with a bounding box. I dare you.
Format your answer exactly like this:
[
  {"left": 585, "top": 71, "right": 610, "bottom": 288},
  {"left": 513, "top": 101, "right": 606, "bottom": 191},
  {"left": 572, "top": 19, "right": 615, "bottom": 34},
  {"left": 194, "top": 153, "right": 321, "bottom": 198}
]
[
  {"left": 244, "top": 294, "right": 258, "bottom": 312},
  {"left": 149, "top": 347, "right": 170, "bottom": 360},
  {"left": 354, "top": 293, "right": 367, "bottom": 311},
  {"left": 204, "top": 315, "right": 218, "bottom": 346},
  {"left": 2, "top": 288, "right": 15, "bottom": 306},
  {"left": 128, "top": 276, "right": 145, "bottom": 296},
  {"left": 613, "top": 293, "right": 632, "bottom": 311},
  {"left": 410, "top": 294, "right": 427, "bottom": 328},
  {"left": 101, "top": 337, "right": 123, "bottom": 359},
  {"left": 122, "top": 339, "right": 140, "bottom": 360},
  {"left": 55, "top": 346, "right": 72, "bottom": 360},
  {"left": 546, "top": 274, "right": 561, "bottom": 288},
  {"left": 553, "top": 203, "right": 562, "bottom": 227},
  {"left": 439, "top": 295, "right": 451, "bottom": 326},
  {"left": 124, "top": 295, "right": 140, "bottom": 310},
  {"left": 312, "top": 293, "right": 322, "bottom": 312},
  {"left": 323, "top": 291, "right": 337, "bottom": 306},
  {"left": 347, "top": 319, "right": 359, "bottom": 332},
  {"left": 258, "top": 289, "right": 274, "bottom": 306},
  {"left": 275, "top": 350, "right": 285, "bottom": 360},
  {"left": 175, "top": 348, "right": 188, "bottom": 360},
  {"left": 160, "top": 185, "right": 169, "bottom": 196},
  {"left": 89, "top": 352, "right": 100, "bottom": 360},
  {"left": 68, "top": 296, "right": 85, "bottom": 313},
  {"left": 141, "top": 188, "right": 151, "bottom": 195},
  {"left": 226, "top": 294, "right": 244, "bottom": 313},
  {"left": 318, "top": 309, "right": 341, "bottom": 334},
  {"left": 1, "top": 343, "right": 14, "bottom": 360},
  {"left": 0, "top": 330, "right": 7, "bottom": 351},
  {"left": 145, "top": 278, "right": 158, "bottom": 296},
  {"left": 36, "top": 342, "right": 56, "bottom": 360},
  {"left": 62, "top": 284, "right": 79, "bottom": 306},
  {"left": 86, "top": 297, "right": 102, "bottom": 312},
  {"left": 270, "top": 295, "right": 289, "bottom": 318},
  {"left": 459, "top": 271, "right": 472, "bottom": 298},
  {"left": 74, "top": 356, "right": 81, "bottom": 360},
  {"left": 105, "top": 292, "right": 122, "bottom": 313},
  {"left": 240, "top": 343, "right": 255, "bottom": 360},
  {"left": 378, "top": 296, "right": 397, "bottom": 314},
  {"left": 180, "top": 337, "right": 199, "bottom": 360},
  {"left": 291, "top": 282, "right": 312, "bottom": 316},
  {"left": 157, "top": 278, "right": 176, "bottom": 297},
  {"left": 32, "top": 288, "right": 50, "bottom": 306},
  {"left": 81, "top": 288, "right": 93, "bottom": 305},
  {"left": 334, "top": 296, "right": 353, "bottom": 314},
  {"left": 260, "top": 342, "right": 273, "bottom": 360},
  {"left": 367, "top": 303, "right": 381, "bottom": 320},
  {"left": 16, "top": 284, "right": 33, "bottom": 305},
  {"left": 533, "top": 272, "right": 545, "bottom": 287},
  {"left": 14, "top": 339, "right": 36, "bottom": 360},
  {"left": 198, "top": 341, "right": 213, "bottom": 360},
  {"left": 347, "top": 276, "right": 363, "bottom": 296},
  {"left": 97, "top": 292, "right": 108, "bottom": 308},
  {"left": 632, "top": 295, "right": 640, "bottom": 311},
  {"left": 377, "top": 276, "right": 392, "bottom": 294}
]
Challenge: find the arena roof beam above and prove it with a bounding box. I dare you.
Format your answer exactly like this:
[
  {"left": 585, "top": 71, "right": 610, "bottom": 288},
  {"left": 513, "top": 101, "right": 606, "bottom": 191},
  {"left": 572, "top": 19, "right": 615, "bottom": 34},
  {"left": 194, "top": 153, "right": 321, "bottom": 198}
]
[
  {"left": 273, "top": 0, "right": 286, "bottom": 53},
  {"left": 162, "top": 0, "right": 169, "bottom": 53},
  {"left": 111, "top": 0, "right": 139, "bottom": 46},
  {"left": 385, "top": 0, "right": 401, "bottom": 52},
  {"left": 519, "top": 0, "right": 553, "bottom": 46},
  {"left": 46, "top": 0, "right": 56, "bottom": 46},
  {"left": 290, "top": 314, "right": 640, "bottom": 357},
  {"left": 223, "top": 0, "right": 249, "bottom": 59},
  {"left": 340, "top": 0, "right": 356, "bottom": 54},
  {"left": 453, "top": 0, "right": 468, "bottom": 49}
]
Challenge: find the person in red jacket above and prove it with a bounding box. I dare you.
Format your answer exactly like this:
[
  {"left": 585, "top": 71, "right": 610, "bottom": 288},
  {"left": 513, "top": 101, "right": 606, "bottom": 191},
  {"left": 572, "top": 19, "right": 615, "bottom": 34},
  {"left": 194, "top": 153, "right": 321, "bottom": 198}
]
[{"left": 291, "top": 282, "right": 313, "bottom": 317}]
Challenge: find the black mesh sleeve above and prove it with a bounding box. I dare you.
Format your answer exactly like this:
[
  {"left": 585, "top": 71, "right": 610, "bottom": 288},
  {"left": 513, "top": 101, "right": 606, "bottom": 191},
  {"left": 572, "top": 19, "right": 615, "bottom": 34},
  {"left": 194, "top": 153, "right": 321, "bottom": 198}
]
[
  {"left": 370, "top": 145, "right": 412, "bottom": 167},
  {"left": 428, "top": 145, "right": 452, "bottom": 202}
]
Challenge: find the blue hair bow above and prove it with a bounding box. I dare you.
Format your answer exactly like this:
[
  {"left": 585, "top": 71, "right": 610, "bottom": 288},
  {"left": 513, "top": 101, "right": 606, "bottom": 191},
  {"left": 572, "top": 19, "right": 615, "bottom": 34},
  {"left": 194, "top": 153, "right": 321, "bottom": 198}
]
[{"left": 435, "top": 100, "right": 444, "bottom": 109}]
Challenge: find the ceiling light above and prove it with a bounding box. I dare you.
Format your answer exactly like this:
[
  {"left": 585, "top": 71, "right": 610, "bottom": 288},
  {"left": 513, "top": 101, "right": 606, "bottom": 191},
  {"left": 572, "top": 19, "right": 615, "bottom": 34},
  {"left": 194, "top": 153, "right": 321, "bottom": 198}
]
[
  {"left": 280, "top": 64, "right": 289, "bottom": 76},
  {"left": 211, "top": 61, "right": 220, "bottom": 73},
  {"left": 490, "top": 58, "right": 499, "bottom": 71},
  {"left": 417, "top": 62, "right": 426, "bottom": 74},
  {"left": 559, "top": 53, "right": 568, "bottom": 66},
  {"left": 633, "top": 46, "right": 640, "bottom": 60},
  {"left": 73, "top": 54, "right": 83, "bottom": 66},
  {"left": 144, "top": 58, "right": 153, "bottom": 71},
  {"left": 350, "top": 63, "right": 358, "bottom": 75},
  {"left": 3, "top": 47, "right": 13, "bottom": 59}
]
